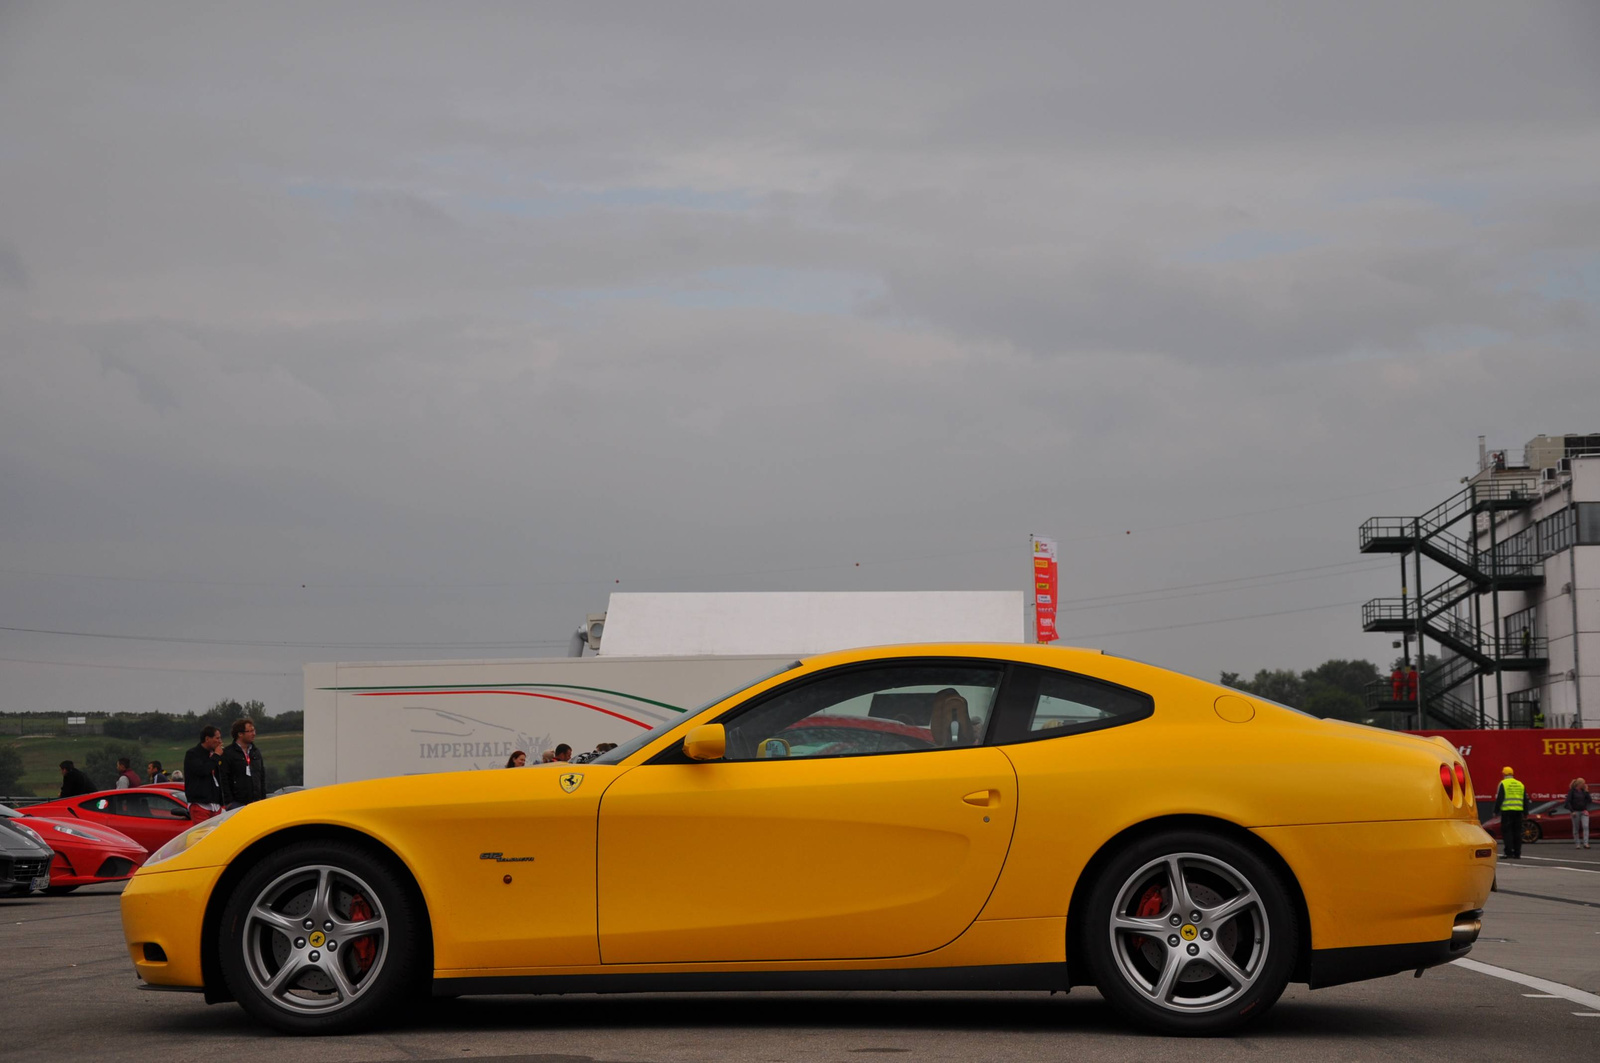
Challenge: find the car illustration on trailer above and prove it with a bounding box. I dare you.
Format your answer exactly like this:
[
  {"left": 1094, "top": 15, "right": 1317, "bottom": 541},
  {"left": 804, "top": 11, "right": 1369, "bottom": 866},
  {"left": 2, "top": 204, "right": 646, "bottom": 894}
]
[{"left": 121, "top": 644, "right": 1494, "bottom": 1035}]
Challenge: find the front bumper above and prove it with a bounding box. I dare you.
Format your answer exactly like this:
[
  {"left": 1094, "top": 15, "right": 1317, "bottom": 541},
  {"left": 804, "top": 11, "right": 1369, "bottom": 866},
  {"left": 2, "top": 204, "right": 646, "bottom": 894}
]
[{"left": 121, "top": 864, "right": 224, "bottom": 989}]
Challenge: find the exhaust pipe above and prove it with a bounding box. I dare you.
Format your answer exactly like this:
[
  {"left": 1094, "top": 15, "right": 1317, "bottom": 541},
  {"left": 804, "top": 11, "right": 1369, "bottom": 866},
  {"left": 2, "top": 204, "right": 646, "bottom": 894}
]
[{"left": 1451, "top": 909, "right": 1483, "bottom": 950}]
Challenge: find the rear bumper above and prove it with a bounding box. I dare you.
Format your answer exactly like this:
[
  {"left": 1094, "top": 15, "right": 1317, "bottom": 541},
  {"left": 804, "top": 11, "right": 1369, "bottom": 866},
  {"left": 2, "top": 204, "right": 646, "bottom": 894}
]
[
  {"left": 1255, "top": 818, "right": 1494, "bottom": 952},
  {"left": 1308, "top": 909, "right": 1481, "bottom": 989}
]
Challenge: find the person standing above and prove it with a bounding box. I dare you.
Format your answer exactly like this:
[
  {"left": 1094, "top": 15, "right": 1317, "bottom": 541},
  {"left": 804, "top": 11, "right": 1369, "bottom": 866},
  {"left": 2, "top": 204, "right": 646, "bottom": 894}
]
[
  {"left": 183, "top": 726, "right": 226, "bottom": 822},
  {"left": 220, "top": 718, "right": 266, "bottom": 808},
  {"left": 1495, "top": 766, "right": 1527, "bottom": 860},
  {"left": 147, "top": 761, "right": 171, "bottom": 784},
  {"left": 114, "top": 757, "right": 142, "bottom": 789},
  {"left": 505, "top": 750, "right": 527, "bottom": 768},
  {"left": 58, "top": 760, "right": 96, "bottom": 798},
  {"left": 1568, "top": 778, "right": 1592, "bottom": 850}
]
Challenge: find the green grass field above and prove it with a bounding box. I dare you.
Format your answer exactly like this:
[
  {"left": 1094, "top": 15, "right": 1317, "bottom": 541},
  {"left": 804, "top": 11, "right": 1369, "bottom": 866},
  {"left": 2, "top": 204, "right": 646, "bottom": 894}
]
[{"left": 5, "top": 732, "right": 303, "bottom": 797}]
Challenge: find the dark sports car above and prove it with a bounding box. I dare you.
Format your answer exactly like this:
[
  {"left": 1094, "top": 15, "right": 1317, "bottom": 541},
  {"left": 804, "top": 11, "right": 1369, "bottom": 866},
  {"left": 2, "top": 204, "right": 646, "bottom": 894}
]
[
  {"left": 2, "top": 805, "right": 147, "bottom": 893},
  {"left": 0, "top": 814, "right": 54, "bottom": 895}
]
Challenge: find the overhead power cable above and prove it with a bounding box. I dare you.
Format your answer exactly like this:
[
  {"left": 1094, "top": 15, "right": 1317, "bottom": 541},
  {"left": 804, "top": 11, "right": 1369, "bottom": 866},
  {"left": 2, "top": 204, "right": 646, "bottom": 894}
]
[
  {"left": 1064, "top": 599, "right": 1365, "bottom": 641},
  {"left": 0, "top": 477, "right": 1452, "bottom": 592},
  {"left": 0, "top": 656, "right": 299, "bottom": 677},
  {"left": 0, "top": 625, "right": 573, "bottom": 650}
]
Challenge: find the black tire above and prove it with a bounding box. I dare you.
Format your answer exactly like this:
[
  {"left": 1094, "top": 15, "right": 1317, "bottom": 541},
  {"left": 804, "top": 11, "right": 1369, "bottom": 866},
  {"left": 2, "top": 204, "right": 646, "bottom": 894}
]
[
  {"left": 1084, "top": 830, "right": 1297, "bottom": 1035},
  {"left": 1521, "top": 821, "right": 1541, "bottom": 845},
  {"left": 219, "top": 840, "right": 423, "bottom": 1034}
]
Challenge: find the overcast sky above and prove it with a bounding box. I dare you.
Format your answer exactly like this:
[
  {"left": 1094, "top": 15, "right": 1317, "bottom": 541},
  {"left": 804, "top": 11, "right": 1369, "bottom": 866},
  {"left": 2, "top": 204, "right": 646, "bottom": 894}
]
[{"left": 2, "top": 1, "right": 1598, "bottom": 716}]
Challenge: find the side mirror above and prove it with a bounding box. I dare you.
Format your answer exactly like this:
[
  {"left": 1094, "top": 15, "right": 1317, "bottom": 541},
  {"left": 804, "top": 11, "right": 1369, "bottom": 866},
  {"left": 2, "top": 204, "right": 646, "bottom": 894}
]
[{"left": 683, "top": 724, "right": 726, "bottom": 761}]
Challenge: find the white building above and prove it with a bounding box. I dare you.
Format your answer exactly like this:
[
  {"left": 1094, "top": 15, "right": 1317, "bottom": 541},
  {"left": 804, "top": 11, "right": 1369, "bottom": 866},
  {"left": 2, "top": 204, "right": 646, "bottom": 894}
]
[
  {"left": 1470, "top": 435, "right": 1600, "bottom": 729},
  {"left": 1360, "top": 433, "right": 1600, "bottom": 730}
]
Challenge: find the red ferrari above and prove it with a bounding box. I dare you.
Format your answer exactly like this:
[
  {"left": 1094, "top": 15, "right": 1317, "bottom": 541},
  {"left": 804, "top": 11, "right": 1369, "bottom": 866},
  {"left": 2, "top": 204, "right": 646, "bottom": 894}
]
[
  {"left": 1, "top": 805, "right": 147, "bottom": 894},
  {"left": 20, "top": 785, "right": 195, "bottom": 854},
  {"left": 1483, "top": 799, "right": 1599, "bottom": 846}
]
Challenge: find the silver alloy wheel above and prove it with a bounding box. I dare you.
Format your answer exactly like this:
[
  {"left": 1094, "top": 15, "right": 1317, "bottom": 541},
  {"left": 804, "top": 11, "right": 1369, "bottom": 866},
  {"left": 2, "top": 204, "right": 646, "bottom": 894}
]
[
  {"left": 1106, "top": 852, "right": 1268, "bottom": 1014},
  {"left": 241, "top": 863, "right": 390, "bottom": 1014}
]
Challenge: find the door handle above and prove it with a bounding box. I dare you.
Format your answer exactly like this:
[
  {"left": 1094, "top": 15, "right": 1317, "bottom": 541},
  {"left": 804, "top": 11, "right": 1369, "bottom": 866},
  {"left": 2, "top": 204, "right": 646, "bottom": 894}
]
[{"left": 962, "top": 789, "right": 1001, "bottom": 808}]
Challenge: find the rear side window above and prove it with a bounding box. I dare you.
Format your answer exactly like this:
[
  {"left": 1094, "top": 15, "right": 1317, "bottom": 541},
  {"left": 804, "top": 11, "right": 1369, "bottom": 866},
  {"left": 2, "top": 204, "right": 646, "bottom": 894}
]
[{"left": 989, "top": 665, "right": 1153, "bottom": 744}]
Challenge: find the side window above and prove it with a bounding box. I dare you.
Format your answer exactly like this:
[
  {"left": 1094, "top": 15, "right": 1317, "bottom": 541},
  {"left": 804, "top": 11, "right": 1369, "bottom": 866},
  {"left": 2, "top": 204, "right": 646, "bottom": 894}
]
[
  {"left": 83, "top": 797, "right": 112, "bottom": 813},
  {"left": 991, "top": 665, "right": 1153, "bottom": 744},
  {"left": 110, "top": 794, "right": 157, "bottom": 818},
  {"left": 720, "top": 662, "right": 1004, "bottom": 761}
]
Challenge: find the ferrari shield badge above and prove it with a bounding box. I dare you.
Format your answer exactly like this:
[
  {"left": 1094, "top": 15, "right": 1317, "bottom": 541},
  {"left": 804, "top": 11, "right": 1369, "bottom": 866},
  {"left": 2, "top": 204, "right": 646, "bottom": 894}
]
[{"left": 559, "top": 772, "right": 583, "bottom": 793}]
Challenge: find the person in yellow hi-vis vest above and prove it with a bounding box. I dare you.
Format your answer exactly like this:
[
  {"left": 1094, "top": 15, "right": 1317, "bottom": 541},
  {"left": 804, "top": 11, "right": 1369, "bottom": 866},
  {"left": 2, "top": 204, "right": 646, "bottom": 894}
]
[{"left": 1495, "top": 766, "right": 1528, "bottom": 860}]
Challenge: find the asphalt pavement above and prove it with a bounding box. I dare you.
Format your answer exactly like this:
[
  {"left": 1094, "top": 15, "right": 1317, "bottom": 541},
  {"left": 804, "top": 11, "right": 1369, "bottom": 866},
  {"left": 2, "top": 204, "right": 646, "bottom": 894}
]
[{"left": 4, "top": 849, "right": 1598, "bottom": 1062}]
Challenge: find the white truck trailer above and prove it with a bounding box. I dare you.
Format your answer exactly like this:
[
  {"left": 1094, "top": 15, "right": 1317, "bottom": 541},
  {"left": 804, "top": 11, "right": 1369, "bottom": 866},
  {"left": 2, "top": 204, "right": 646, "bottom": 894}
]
[
  {"left": 302, "top": 654, "right": 794, "bottom": 786},
  {"left": 303, "top": 590, "right": 1024, "bottom": 785}
]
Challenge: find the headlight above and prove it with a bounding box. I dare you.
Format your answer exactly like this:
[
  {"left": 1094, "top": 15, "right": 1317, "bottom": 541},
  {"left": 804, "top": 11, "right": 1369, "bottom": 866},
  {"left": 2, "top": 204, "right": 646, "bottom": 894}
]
[
  {"left": 143, "top": 808, "right": 240, "bottom": 868},
  {"left": 44, "top": 822, "right": 106, "bottom": 842}
]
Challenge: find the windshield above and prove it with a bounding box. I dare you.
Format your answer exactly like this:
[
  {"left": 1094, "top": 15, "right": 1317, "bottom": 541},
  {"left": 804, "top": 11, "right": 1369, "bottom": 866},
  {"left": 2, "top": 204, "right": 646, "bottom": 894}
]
[{"left": 589, "top": 660, "right": 801, "bottom": 765}]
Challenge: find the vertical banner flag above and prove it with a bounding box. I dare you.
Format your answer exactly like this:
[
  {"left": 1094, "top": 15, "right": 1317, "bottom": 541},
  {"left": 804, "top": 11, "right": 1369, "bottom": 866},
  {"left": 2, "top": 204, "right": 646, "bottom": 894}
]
[{"left": 1032, "top": 537, "right": 1059, "bottom": 643}]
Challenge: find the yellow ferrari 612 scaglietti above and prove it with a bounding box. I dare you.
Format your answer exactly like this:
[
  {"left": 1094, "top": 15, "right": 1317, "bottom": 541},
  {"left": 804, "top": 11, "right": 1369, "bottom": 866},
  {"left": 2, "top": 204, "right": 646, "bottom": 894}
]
[{"left": 122, "top": 644, "right": 1494, "bottom": 1035}]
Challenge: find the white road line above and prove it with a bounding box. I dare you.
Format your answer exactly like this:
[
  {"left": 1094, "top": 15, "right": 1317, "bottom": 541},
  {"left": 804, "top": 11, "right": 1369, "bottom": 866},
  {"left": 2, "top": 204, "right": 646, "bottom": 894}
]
[
  {"left": 1575, "top": 1013, "right": 1600, "bottom": 1017},
  {"left": 1453, "top": 958, "right": 1600, "bottom": 1012},
  {"left": 1523, "top": 993, "right": 1561, "bottom": 998},
  {"left": 1510, "top": 855, "right": 1600, "bottom": 869},
  {"left": 1499, "top": 862, "right": 1600, "bottom": 874}
]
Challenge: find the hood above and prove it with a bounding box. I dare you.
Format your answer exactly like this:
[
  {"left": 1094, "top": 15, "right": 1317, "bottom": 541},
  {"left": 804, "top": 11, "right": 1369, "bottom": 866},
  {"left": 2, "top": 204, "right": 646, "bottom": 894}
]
[{"left": 0, "top": 818, "right": 54, "bottom": 858}]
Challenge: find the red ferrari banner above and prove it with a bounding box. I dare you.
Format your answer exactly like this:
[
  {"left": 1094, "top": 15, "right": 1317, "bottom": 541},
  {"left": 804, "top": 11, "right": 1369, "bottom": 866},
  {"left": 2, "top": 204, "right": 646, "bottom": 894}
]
[
  {"left": 1409, "top": 728, "right": 1600, "bottom": 804},
  {"left": 1032, "top": 537, "right": 1058, "bottom": 643}
]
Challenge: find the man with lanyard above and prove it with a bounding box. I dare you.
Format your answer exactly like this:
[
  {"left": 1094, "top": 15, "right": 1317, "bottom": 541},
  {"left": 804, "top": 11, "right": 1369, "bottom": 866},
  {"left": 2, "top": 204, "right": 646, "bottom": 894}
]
[
  {"left": 183, "top": 725, "right": 226, "bottom": 822},
  {"left": 220, "top": 718, "right": 267, "bottom": 809},
  {"left": 1495, "top": 766, "right": 1528, "bottom": 860}
]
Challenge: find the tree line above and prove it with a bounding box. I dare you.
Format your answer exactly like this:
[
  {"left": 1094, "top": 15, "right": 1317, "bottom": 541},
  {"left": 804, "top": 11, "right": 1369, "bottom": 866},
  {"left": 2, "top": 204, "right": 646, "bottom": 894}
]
[
  {"left": 101, "top": 699, "right": 304, "bottom": 741},
  {"left": 1219, "top": 659, "right": 1382, "bottom": 722}
]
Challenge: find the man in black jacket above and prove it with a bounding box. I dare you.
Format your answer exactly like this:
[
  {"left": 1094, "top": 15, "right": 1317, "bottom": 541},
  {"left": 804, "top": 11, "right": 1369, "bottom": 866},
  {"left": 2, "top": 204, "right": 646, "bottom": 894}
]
[
  {"left": 220, "top": 718, "right": 266, "bottom": 808},
  {"left": 183, "top": 726, "right": 225, "bottom": 821},
  {"left": 58, "top": 760, "right": 96, "bottom": 798}
]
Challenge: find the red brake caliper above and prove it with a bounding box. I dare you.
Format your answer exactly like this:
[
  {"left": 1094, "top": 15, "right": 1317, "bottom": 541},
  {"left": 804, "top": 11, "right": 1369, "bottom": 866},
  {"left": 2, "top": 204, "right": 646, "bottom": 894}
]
[
  {"left": 1129, "top": 884, "right": 1166, "bottom": 950},
  {"left": 348, "top": 894, "right": 377, "bottom": 972}
]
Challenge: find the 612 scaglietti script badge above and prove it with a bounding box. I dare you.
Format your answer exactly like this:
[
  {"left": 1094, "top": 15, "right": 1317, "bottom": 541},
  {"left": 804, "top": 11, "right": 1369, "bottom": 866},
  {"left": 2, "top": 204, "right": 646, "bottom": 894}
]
[{"left": 559, "top": 772, "right": 583, "bottom": 793}]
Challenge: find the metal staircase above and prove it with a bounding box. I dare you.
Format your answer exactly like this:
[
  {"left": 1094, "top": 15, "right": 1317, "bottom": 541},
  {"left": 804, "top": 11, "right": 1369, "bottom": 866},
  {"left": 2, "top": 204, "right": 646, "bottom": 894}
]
[{"left": 1358, "top": 478, "right": 1543, "bottom": 727}]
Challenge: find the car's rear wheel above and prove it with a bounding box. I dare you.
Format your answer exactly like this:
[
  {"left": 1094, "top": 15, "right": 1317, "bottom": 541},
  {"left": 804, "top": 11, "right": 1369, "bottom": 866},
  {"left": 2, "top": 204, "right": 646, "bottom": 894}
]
[
  {"left": 1521, "top": 821, "right": 1542, "bottom": 844},
  {"left": 219, "top": 840, "right": 422, "bottom": 1033},
  {"left": 1085, "top": 830, "right": 1296, "bottom": 1035}
]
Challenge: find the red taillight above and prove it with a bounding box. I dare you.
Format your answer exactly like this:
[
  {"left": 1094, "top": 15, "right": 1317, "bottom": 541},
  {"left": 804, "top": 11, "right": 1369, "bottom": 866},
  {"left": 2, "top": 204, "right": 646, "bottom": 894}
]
[
  {"left": 1440, "top": 763, "right": 1454, "bottom": 798},
  {"left": 1454, "top": 763, "right": 1467, "bottom": 795}
]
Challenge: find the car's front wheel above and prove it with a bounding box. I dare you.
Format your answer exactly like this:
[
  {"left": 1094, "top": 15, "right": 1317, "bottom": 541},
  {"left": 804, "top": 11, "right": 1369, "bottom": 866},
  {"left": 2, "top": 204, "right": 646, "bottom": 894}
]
[
  {"left": 1085, "top": 830, "right": 1297, "bottom": 1035},
  {"left": 219, "top": 840, "right": 423, "bottom": 1033}
]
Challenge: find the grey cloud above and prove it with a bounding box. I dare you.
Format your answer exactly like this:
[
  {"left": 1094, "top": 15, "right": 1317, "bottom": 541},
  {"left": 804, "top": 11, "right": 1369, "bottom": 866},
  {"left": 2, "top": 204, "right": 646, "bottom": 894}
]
[{"left": 1, "top": 2, "right": 1598, "bottom": 717}]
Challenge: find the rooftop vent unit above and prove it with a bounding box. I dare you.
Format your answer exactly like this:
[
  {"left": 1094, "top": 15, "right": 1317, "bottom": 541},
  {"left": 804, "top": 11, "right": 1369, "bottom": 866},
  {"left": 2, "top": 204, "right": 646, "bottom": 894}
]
[
  {"left": 1557, "top": 457, "right": 1572, "bottom": 473},
  {"left": 1540, "top": 467, "right": 1559, "bottom": 483}
]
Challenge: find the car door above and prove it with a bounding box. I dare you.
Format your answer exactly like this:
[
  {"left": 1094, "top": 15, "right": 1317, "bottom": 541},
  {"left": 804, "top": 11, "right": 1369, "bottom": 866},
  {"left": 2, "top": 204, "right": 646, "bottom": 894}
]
[
  {"left": 77, "top": 792, "right": 188, "bottom": 851},
  {"left": 597, "top": 660, "right": 1018, "bottom": 965}
]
